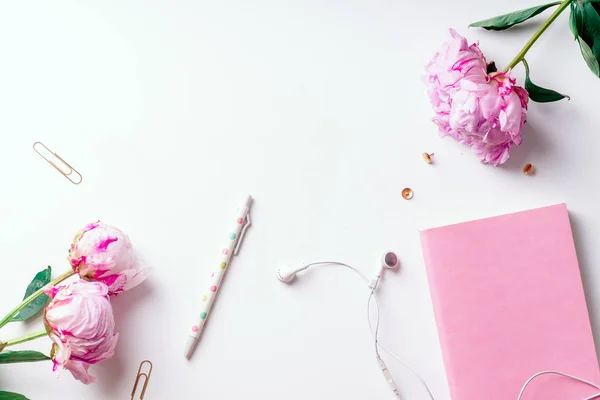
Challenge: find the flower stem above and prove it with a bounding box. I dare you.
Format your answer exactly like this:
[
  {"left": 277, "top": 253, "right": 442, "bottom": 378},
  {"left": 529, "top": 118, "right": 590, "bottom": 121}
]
[
  {"left": 0, "top": 269, "right": 75, "bottom": 330},
  {"left": 504, "top": 0, "right": 573, "bottom": 72},
  {"left": 1, "top": 329, "right": 47, "bottom": 349}
]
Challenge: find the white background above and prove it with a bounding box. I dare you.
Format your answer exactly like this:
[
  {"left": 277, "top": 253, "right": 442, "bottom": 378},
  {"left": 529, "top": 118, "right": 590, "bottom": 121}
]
[{"left": 1, "top": 0, "right": 599, "bottom": 399}]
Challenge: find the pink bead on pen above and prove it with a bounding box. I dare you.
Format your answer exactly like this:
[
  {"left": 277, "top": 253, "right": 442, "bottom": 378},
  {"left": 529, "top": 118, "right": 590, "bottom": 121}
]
[{"left": 184, "top": 194, "right": 253, "bottom": 359}]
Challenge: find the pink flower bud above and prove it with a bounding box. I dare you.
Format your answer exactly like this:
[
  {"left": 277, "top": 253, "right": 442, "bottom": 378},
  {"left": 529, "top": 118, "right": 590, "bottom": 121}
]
[
  {"left": 43, "top": 281, "right": 118, "bottom": 384},
  {"left": 68, "top": 221, "right": 148, "bottom": 295}
]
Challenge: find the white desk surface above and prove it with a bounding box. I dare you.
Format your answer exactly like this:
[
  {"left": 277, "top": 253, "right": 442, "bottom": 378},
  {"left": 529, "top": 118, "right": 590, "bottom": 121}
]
[{"left": 2, "top": 0, "right": 600, "bottom": 399}]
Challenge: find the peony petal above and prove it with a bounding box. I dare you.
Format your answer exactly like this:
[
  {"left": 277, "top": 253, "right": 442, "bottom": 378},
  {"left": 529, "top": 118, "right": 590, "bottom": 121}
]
[
  {"left": 65, "top": 360, "right": 96, "bottom": 384},
  {"left": 479, "top": 88, "right": 501, "bottom": 120},
  {"left": 48, "top": 333, "right": 71, "bottom": 369},
  {"left": 121, "top": 265, "right": 151, "bottom": 292},
  {"left": 43, "top": 286, "right": 60, "bottom": 299},
  {"left": 499, "top": 92, "right": 523, "bottom": 133}
]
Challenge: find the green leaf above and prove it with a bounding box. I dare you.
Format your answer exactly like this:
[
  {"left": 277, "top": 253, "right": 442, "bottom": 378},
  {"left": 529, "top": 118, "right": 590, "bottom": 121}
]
[
  {"left": 579, "top": 37, "right": 600, "bottom": 76},
  {"left": 570, "top": 1, "right": 581, "bottom": 39},
  {"left": 569, "top": 1, "right": 600, "bottom": 40},
  {"left": 571, "top": 1, "right": 600, "bottom": 76},
  {"left": 10, "top": 266, "right": 52, "bottom": 322},
  {"left": 0, "top": 350, "right": 50, "bottom": 364},
  {"left": 0, "top": 391, "right": 29, "bottom": 400},
  {"left": 469, "top": 2, "right": 561, "bottom": 31},
  {"left": 581, "top": 3, "right": 600, "bottom": 59},
  {"left": 522, "top": 59, "right": 569, "bottom": 103}
]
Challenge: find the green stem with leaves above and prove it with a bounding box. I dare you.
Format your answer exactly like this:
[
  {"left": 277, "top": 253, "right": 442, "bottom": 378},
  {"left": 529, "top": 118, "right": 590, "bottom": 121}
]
[
  {"left": 504, "top": 0, "right": 573, "bottom": 71},
  {"left": 0, "top": 269, "right": 75, "bottom": 330}
]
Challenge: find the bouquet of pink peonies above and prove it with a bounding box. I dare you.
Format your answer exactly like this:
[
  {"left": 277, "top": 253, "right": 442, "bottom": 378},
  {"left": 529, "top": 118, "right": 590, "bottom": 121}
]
[
  {"left": 425, "top": 0, "right": 600, "bottom": 166},
  {"left": 0, "top": 222, "right": 148, "bottom": 399}
]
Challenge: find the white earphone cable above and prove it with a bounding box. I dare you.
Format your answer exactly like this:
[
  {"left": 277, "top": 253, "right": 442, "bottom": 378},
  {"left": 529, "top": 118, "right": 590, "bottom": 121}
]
[
  {"left": 303, "top": 261, "right": 435, "bottom": 399},
  {"left": 301, "top": 261, "right": 600, "bottom": 400},
  {"left": 367, "top": 288, "right": 435, "bottom": 400},
  {"left": 517, "top": 371, "right": 600, "bottom": 400},
  {"left": 303, "top": 261, "right": 369, "bottom": 284}
]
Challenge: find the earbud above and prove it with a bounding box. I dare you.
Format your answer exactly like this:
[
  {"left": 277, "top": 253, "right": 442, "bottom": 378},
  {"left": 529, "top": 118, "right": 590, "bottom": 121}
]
[
  {"left": 276, "top": 264, "right": 309, "bottom": 283},
  {"left": 382, "top": 251, "right": 399, "bottom": 269},
  {"left": 369, "top": 251, "right": 399, "bottom": 289},
  {"left": 275, "top": 252, "right": 433, "bottom": 399}
]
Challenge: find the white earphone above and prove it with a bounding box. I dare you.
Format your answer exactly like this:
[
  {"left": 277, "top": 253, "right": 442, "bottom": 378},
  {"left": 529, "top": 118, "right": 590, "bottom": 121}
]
[
  {"left": 277, "top": 251, "right": 399, "bottom": 285},
  {"left": 369, "top": 251, "right": 399, "bottom": 289},
  {"left": 278, "top": 255, "right": 600, "bottom": 399},
  {"left": 276, "top": 264, "right": 309, "bottom": 283},
  {"left": 277, "top": 252, "right": 435, "bottom": 399}
]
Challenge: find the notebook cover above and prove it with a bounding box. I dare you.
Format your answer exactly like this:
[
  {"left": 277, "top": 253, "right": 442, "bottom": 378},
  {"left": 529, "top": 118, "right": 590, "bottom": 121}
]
[{"left": 420, "top": 204, "right": 600, "bottom": 399}]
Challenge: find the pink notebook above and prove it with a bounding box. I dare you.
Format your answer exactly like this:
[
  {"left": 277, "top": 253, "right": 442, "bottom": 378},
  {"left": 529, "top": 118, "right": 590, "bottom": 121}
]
[{"left": 420, "top": 204, "right": 600, "bottom": 399}]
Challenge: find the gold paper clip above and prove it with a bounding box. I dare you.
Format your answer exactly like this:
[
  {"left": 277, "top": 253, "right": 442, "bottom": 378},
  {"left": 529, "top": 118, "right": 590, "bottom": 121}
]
[
  {"left": 32, "top": 141, "right": 83, "bottom": 185},
  {"left": 131, "top": 360, "right": 153, "bottom": 400}
]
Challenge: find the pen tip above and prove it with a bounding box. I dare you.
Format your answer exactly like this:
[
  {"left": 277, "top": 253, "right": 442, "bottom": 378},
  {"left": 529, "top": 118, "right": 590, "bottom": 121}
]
[{"left": 184, "top": 337, "right": 196, "bottom": 359}]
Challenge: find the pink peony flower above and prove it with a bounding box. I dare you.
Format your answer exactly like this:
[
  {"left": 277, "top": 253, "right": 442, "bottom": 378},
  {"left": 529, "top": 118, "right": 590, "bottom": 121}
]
[
  {"left": 425, "top": 29, "right": 489, "bottom": 138},
  {"left": 425, "top": 30, "right": 529, "bottom": 165},
  {"left": 43, "top": 281, "right": 118, "bottom": 384},
  {"left": 68, "top": 221, "right": 148, "bottom": 295},
  {"left": 449, "top": 73, "right": 529, "bottom": 166}
]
